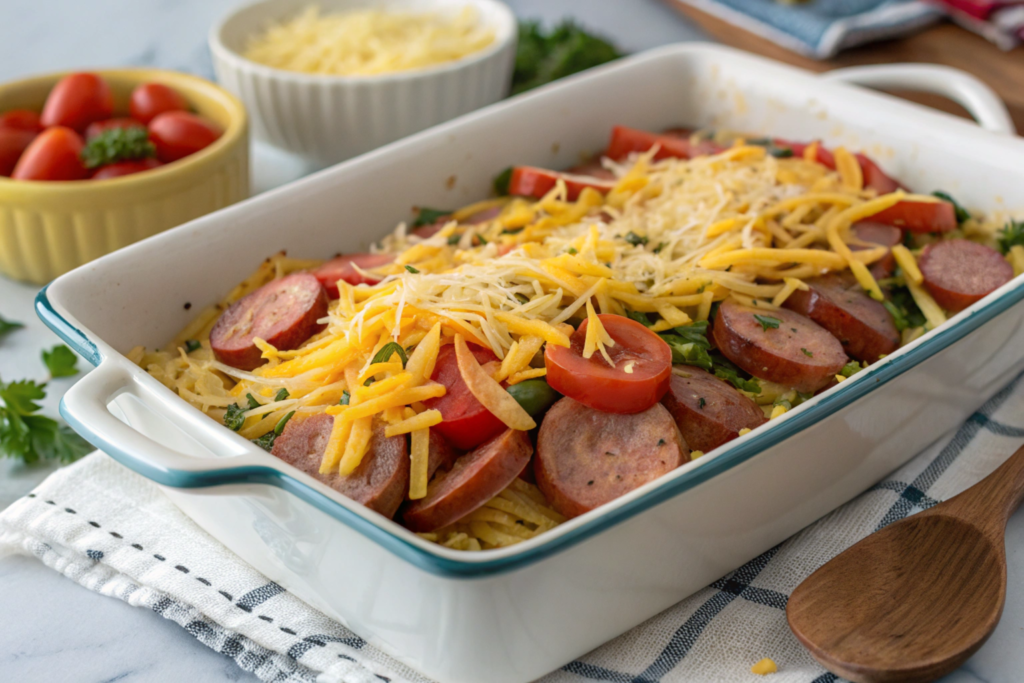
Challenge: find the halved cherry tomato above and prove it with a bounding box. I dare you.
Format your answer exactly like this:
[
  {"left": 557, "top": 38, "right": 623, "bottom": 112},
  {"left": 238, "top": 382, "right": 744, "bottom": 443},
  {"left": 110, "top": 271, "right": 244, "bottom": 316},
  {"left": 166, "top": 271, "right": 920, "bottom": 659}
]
[
  {"left": 855, "top": 153, "right": 903, "bottom": 194},
  {"left": 565, "top": 161, "right": 615, "bottom": 180},
  {"left": 85, "top": 117, "right": 146, "bottom": 140},
  {"left": 310, "top": 253, "right": 395, "bottom": 297},
  {"left": 40, "top": 73, "right": 113, "bottom": 132},
  {"left": 0, "top": 127, "right": 38, "bottom": 176},
  {"left": 868, "top": 200, "right": 957, "bottom": 233},
  {"left": 422, "top": 343, "right": 507, "bottom": 451},
  {"left": 0, "top": 109, "right": 42, "bottom": 132},
  {"left": 148, "top": 111, "right": 221, "bottom": 163},
  {"left": 12, "top": 126, "right": 87, "bottom": 181},
  {"left": 91, "top": 158, "right": 162, "bottom": 180},
  {"left": 130, "top": 82, "right": 189, "bottom": 124},
  {"left": 605, "top": 125, "right": 723, "bottom": 162},
  {"left": 508, "top": 166, "right": 616, "bottom": 200},
  {"left": 545, "top": 314, "right": 672, "bottom": 414}
]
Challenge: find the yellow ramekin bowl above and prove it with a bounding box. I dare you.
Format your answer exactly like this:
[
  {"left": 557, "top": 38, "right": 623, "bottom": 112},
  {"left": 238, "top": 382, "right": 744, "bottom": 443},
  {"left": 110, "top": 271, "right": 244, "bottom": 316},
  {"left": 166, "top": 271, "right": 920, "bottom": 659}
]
[{"left": 0, "top": 68, "right": 249, "bottom": 284}]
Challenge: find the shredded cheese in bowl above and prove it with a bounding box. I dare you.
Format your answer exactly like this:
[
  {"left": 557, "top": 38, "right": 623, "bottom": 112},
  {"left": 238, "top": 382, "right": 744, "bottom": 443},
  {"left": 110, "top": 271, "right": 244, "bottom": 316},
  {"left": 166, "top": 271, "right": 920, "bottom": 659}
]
[{"left": 243, "top": 5, "right": 496, "bottom": 76}]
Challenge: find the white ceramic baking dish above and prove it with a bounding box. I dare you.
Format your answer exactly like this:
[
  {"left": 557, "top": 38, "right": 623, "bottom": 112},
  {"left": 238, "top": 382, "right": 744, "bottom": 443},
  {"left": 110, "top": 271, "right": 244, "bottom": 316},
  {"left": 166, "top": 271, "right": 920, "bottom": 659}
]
[{"left": 45, "top": 45, "right": 1024, "bottom": 683}]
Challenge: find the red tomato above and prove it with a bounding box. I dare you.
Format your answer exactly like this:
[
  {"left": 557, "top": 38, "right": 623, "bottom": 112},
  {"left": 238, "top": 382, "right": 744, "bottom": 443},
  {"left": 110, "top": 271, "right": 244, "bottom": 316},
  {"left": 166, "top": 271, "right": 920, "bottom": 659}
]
[
  {"left": 310, "top": 253, "right": 396, "bottom": 297},
  {"left": 12, "top": 127, "right": 87, "bottom": 181},
  {"left": 0, "top": 127, "right": 38, "bottom": 176},
  {"left": 422, "top": 343, "right": 507, "bottom": 451},
  {"left": 776, "top": 139, "right": 836, "bottom": 168},
  {"left": 605, "top": 125, "right": 723, "bottom": 162},
  {"left": 508, "top": 166, "right": 616, "bottom": 200},
  {"left": 148, "top": 111, "right": 221, "bottom": 162},
  {"left": 40, "top": 73, "right": 113, "bottom": 132},
  {"left": 91, "top": 158, "right": 162, "bottom": 180},
  {"left": 130, "top": 83, "right": 189, "bottom": 124},
  {"left": 855, "top": 153, "right": 903, "bottom": 194},
  {"left": 565, "top": 161, "right": 615, "bottom": 180},
  {"left": 545, "top": 314, "right": 672, "bottom": 415},
  {"left": 0, "top": 109, "right": 42, "bottom": 132},
  {"left": 868, "top": 200, "right": 957, "bottom": 234},
  {"left": 85, "top": 117, "right": 146, "bottom": 140}
]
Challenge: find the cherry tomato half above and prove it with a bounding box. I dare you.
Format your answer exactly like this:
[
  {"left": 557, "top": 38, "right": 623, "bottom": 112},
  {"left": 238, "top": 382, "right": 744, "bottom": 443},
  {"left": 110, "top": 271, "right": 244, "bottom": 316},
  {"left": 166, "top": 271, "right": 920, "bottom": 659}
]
[
  {"left": 148, "top": 111, "right": 221, "bottom": 163},
  {"left": 40, "top": 73, "right": 113, "bottom": 132},
  {"left": 422, "top": 343, "right": 507, "bottom": 450},
  {"left": 508, "top": 166, "right": 616, "bottom": 201},
  {"left": 12, "top": 126, "right": 87, "bottom": 181},
  {"left": 130, "top": 83, "right": 189, "bottom": 125},
  {"left": 310, "top": 253, "right": 396, "bottom": 297},
  {"left": 0, "top": 128, "right": 38, "bottom": 176},
  {"left": 91, "top": 158, "right": 163, "bottom": 180},
  {"left": 605, "top": 126, "right": 723, "bottom": 162},
  {"left": 868, "top": 200, "right": 957, "bottom": 234},
  {"left": 545, "top": 314, "right": 672, "bottom": 414},
  {"left": 855, "top": 153, "right": 903, "bottom": 194},
  {"left": 0, "top": 109, "right": 42, "bottom": 132},
  {"left": 85, "top": 117, "right": 146, "bottom": 140}
]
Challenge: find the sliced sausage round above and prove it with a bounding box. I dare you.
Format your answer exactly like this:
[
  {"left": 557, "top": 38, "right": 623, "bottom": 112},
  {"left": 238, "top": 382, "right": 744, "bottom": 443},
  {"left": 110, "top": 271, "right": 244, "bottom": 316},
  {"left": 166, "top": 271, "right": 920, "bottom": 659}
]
[
  {"left": 918, "top": 239, "right": 1014, "bottom": 312},
  {"left": 783, "top": 272, "right": 899, "bottom": 362},
  {"left": 402, "top": 429, "right": 533, "bottom": 533},
  {"left": 271, "top": 414, "right": 409, "bottom": 519},
  {"left": 211, "top": 272, "right": 328, "bottom": 371},
  {"left": 535, "top": 397, "right": 687, "bottom": 520},
  {"left": 851, "top": 222, "right": 902, "bottom": 281},
  {"left": 712, "top": 299, "right": 848, "bottom": 393},
  {"left": 311, "top": 253, "right": 395, "bottom": 297},
  {"left": 422, "top": 343, "right": 506, "bottom": 451},
  {"left": 660, "top": 367, "right": 767, "bottom": 454}
]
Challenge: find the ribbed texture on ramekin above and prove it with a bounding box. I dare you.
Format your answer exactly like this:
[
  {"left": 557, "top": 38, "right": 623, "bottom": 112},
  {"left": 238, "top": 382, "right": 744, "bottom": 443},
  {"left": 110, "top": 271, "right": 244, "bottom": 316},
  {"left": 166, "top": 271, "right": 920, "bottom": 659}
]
[{"left": 211, "top": 19, "right": 515, "bottom": 166}]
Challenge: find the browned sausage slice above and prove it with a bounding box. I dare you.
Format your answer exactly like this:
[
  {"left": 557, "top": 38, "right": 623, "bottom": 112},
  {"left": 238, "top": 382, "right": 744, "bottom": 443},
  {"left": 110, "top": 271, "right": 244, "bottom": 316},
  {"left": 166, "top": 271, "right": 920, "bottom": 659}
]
[
  {"left": 783, "top": 272, "right": 899, "bottom": 362},
  {"left": 712, "top": 299, "right": 847, "bottom": 393},
  {"left": 402, "top": 429, "right": 533, "bottom": 533},
  {"left": 918, "top": 239, "right": 1014, "bottom": 312},
  {"left": 660, "top": 367, "right": 767, "bottom": 453},
  {"left": 211, "top": 273, "right": 328, "bottom": 371},
  {"left": 271, "top": 414, "right": 409, "bottom": 519},
  {"left": 851, "top": 222, "right": 902, "bottom": 280},
  {"left": 534, "top": 397, "right": 687, "bottom": 520}
]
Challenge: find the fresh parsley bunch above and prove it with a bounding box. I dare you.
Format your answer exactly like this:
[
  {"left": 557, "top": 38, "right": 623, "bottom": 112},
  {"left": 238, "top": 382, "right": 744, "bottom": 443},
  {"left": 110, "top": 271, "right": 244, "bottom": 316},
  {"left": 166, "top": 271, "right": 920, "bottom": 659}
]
[
  {"left": 0, "top": 378, "right": 92, "bottom": 465},
  {"left": 512, "top": 20, "right": 623, "bottom": 95}
]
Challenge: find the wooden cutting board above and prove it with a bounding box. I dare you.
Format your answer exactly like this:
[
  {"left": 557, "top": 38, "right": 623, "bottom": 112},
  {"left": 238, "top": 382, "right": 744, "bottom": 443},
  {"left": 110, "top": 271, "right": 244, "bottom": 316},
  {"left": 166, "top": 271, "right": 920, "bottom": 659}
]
[{"left": 663, "top": 0, "right": 1024, "bottom": 132}]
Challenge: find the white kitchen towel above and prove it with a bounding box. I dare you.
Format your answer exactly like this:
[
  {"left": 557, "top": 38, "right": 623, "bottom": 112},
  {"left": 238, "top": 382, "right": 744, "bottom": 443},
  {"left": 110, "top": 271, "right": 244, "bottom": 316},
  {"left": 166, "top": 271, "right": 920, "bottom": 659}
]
[{"left": 4, "top": 371, "right": 1024, "bottom": 683}]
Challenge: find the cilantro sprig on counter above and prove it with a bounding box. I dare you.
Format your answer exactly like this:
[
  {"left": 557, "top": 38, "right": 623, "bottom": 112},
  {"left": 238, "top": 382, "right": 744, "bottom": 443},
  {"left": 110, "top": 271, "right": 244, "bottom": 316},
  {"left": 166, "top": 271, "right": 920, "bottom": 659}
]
[
  {"left": 512, "top": 21, "right": 624, "bottom": 95},
  {"left": 0, "top": 315, "right": 24, "bottom": 341},
  {"left": 0, "top": 378, "right": 92, "bottom": 465}
]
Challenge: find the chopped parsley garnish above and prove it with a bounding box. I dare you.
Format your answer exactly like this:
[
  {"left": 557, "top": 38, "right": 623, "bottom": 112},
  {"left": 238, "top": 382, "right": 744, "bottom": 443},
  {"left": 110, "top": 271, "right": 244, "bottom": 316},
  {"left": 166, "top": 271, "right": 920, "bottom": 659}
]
[
  {"left": 712, "top": 357, "right": 761, "bottom": 394},
  {"left": 0, "top": 377, "right": 92, "bottom": 464},
  {"left": 223, "top": 393, "right": 260, "bottom": 432},
  {"left": 932, "top": 191, "right": 970, "bottom": 225},
  {"left": 997, "top": 220, "right": 1024, "bottom": 255},
  {"left": 412, "top": 207, "right": 451, "bottom": 227},
  {"left": 184, "top": 339, "right": 201, "bottom": 353},
  {"left": 883, "top": 284, "right": 927, "bottom": 332},
  {"left": 274, "top": 388, "right": 290, "bottom": 402},
  {"left": 653, "top": 242, "right": 668, "bottom": 254},
  {"left": 567, "top": 247, "right": 578, "bottom": 255},
  {"left": 747, "top": 138, "right": 793, "bottom": 158},
  {"left": 698, "top": 397, "right": 706, "bottom": 409},
  {"left": 623, "top": 231, "right": 648, "bottom": 247},
  {"left": 753, "top": 314, "right": 781, "bottom": 331},
  {"left": 625, "top": 309, "right": 656, "bottom": 328},
  {"left": 493, "top": 166, "right": 513, "bottom": 196},
  {"left": 340, "top": 390, "right": 350, "bottom": 406},
  {"left": 512, "top": 20, "right": 623, "bottom": 95},
  {"left": 801, "top": 347, "right": 813, "bottom": 357},
  {"left": 514, "top": 293, "right": 530, "bottom": 304},
  {"left": 404, "top": 265, "right": 420, "bottom": 274},
  {"left": 81, "top": 127, "right": 155, "bottom": 169},
  {"left": 447, "top": 233, "right": 462, "bottom": 246},
  {"left": 840, "top": 360, "right": 863, "bottom": 378},
  {"left": 251, "top": 411, "right": 296, "bottom": 452},
  {"left": 0, "top": 315, "right": 24, "bottom": 341},
  {"left": 475, "top": 233, "right": 488, "bottom": 246},
  {"left": 372, "top": 341, "right": 408, "bottom": 367},
  {"left": 659, "top": 320, "right": 713, "bottom": 370},
  {"left": 42, "top": 344, "right": 78, "bottom": 378}
]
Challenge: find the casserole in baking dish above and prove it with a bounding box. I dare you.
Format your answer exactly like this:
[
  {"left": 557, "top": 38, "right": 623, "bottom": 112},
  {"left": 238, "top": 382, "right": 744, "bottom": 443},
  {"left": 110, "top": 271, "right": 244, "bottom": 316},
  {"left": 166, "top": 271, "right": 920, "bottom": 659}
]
[{"left": 46, "top": 44, "right": 1024, "bottom": 682}]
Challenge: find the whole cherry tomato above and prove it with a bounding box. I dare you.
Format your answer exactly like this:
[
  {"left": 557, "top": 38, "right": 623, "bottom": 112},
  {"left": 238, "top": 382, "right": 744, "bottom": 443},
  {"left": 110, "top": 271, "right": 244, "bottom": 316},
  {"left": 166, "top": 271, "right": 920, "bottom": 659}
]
[
  {"left": 148, "top": 111, "right": 221, "bottom": 163},
  {"left": 85, "top": 117, "right": 146, "bottom": 140},
  {"left": 129, "top": 82, "right": 189, "bottom": 124},
  {"left": 12, "top": 126, "right": 88, "bottom": 181},
  {"left": 0, "top": 109, "right": 43, "bottom": 132},
  {"left": 91, "top": 158, "right": 163, "bottom": 180},
  {"left": 0, "top": 127, "right": 38, "bottom": 176},
  {"left": 40, "top": 73, "right": 114, "bottom": 132}
]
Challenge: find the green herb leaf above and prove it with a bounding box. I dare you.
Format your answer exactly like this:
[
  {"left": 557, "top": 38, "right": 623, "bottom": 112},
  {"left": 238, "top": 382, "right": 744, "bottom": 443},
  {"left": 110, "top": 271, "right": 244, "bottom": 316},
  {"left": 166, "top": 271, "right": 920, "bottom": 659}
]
[
  {"left": 372, "top": 341, "right": 408, "bottom": 367},
  {"left": 933, "top": 191, "right": 970, "bottom": 225},
  {"left": 184, "top": 339, "right": 201, "bottom": 353},
  {"left": 493, "top": 166, "right": 513, "bottom": 195},
  {"left": 624, "top": 309, "right": 655, "bottom": 328},
  {"left": 623, "top": 231, "right": 648, "bottom": 247},
  {"left": 223, "top": 403, "right": 247, "bottom": 431},
  {"left": 711, "top": 357, "right": 762, "bottom": 394},
  {"left": 447, "top": 233, "right": 462, "bottom": 246},
  {"left": 0, "top": 315, "right": 24, "bottom": 341},
  {"left": 697, "top": 397, "right": 706, "bottom": 409},
  {"left": 753, "top": 314, "right": 781, "bottom": 331},
  {"left": 567, "top": 247, "right": 578, "bottom": 255},
  {"left": 340, "top": 390, "right": 351, "bottom": 406},
  {"left": 246, "top": 393, "right": 260, "bottom": 410},
  {"left": 747, "top": 138, "right": 793, "bottom": 158},
  {"left": 251, "top": 410, "right": 296, "bottom": 452},
  {"left": 659, "top": 320, "right": 714, "bottom": 371},
  {"left": 997, "top": 220, "right": 1024, "bottom": 255},
  {"left": 274, "top": 388, "right": 290, "bottom": 402},
  {"left": 0, "top": 377, "right": 91, "bottom": 464},
  {"left": 404, "top": 265, "right": 420, "bottom": 274},
  {"left": 514, "top": 293, "right": 530, "bottom": 304},
  {"left": 475, "top": 233, "right": 488, "bottom": 246},
  {"left": 413, "top": 207, "right": 451, "bottom": 227},
  {"left": 883, "top": 284, "right": 927, "bottom": 332},
  {"left": 801, "top": 347, "right": 813, "bottom": 357},
  {"left": 80, "top": 127, "right": 155, "bottom": 169},
  {"left": 653, "top": 242, "right": 668, "bottom": 254},
  {"left": 840, "top": 360, "right": 863, "bottom": 378},
  {"left": 42, "top": 345, "right": 78, "bottom": 378},
  {"left": 512, "top": 20, "right": 624, "bottom": 96}
]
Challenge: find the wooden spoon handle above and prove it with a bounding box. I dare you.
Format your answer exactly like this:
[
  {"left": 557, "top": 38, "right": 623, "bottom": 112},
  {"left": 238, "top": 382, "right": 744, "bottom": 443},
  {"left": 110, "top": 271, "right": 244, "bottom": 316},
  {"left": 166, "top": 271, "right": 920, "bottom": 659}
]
[{"left": 942, "top": 443, "right": 1024, "bottom": 535}]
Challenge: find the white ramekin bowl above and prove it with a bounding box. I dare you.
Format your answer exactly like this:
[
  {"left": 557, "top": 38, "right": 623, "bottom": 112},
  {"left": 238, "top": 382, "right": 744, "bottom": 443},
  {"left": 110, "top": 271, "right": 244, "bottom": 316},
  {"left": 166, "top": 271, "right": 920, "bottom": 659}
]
[{"left": 209, "top": 0, "right": 516, "bottom": 167}]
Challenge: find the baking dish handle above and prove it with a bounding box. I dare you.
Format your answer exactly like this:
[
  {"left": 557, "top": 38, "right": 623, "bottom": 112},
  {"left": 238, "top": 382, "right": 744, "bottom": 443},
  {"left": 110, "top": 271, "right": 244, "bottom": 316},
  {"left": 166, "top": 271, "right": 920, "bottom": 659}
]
[
  {"left": 61, "top": 361, "right": 268, "bottom": 486},
  {"left": 823, "top": 64, "right": 1015, "bottom": 136}
]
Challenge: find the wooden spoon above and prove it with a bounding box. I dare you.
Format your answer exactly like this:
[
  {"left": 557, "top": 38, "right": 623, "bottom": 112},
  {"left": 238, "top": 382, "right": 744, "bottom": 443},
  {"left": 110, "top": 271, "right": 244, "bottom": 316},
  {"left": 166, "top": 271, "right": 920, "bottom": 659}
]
[{"left": 787, "top": 443, "right": 1024, "bottom": 683}]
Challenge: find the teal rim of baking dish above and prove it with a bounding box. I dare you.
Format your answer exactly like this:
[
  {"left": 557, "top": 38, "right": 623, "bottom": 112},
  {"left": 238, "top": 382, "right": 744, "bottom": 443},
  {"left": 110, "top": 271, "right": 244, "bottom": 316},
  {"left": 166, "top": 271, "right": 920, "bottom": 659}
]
[{"left": 37, "top": 281, "right": 1024, "bottom": 578}]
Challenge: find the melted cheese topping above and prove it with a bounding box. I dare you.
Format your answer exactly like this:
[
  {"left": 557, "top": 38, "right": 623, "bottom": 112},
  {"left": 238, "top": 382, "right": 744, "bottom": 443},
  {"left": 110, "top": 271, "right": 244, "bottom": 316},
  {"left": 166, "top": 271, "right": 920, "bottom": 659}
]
[{"left": 243, "top": 5, "right": 495, "bottom": 76}]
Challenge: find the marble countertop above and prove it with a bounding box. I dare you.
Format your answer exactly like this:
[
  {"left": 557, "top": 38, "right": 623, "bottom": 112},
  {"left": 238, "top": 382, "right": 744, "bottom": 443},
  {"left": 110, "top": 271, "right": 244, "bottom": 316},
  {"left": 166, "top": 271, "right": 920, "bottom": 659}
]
[{"left": 0, "top": 1, "right": 1021, "bottom": 682}]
